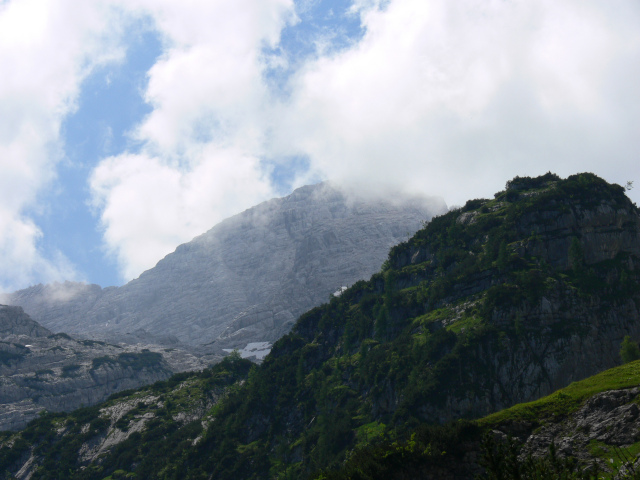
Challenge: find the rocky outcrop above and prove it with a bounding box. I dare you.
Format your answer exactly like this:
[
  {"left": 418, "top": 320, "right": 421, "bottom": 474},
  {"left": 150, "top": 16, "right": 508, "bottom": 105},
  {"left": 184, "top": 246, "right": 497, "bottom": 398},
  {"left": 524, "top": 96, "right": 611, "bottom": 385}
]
[
  {"left": 1, "top": 173, "right": 639, "bottom": 479},
  {"left": 416, "top": 292, "right": 640, "bottom": 425},
  {"left": 0, "top": 357, "right": 250, "bottom": 480},
  {"left": 0, "top": 305, "right": 50, "bottom": 338},
  {"left": 514, "top": 200, "right": 640, "bottom": 269},
  {"left": 520, "top": 387, "right": 640, "bottom": 462},
  {"left": 482, "top": 384, "right": 640, "bottom": 478},
  {"left": 2, "top": 183, "right": 445, "bottom": 352},
  {"left": 374, "top": 177, "right": 640, "bottom": 425},
  {"left": 0, "top": 305, "right": 213, "bottom": 431}
]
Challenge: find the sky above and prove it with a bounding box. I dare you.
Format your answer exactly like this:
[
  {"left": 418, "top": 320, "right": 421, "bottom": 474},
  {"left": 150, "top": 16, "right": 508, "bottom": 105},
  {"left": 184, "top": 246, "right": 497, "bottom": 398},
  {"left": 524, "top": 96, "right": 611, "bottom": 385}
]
[{"left": 0, "top": 0, "right": 639, "bottom": 292}]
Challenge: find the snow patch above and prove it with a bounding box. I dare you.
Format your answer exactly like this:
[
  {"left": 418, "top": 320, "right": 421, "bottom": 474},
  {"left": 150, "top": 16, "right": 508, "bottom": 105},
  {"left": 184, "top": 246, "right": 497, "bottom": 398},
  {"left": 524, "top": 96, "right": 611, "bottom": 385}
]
[
  {"left": 333, "top": 286, "right": 348, "bottom": 297},
  {"left": 223, "top": 342, "right": 272, "bottom": 360}
]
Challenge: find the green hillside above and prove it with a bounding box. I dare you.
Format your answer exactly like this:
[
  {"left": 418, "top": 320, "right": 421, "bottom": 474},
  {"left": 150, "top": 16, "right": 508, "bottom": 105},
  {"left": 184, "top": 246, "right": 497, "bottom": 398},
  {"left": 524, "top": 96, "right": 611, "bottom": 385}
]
[
  {"left": 316, "top": 359, "right": 640, "bottom": 480},
  {"left": 1, "top": 172, "right": 639, "bottom": 479},
  {"left": 481, "top": 356, "right": 640, "bottom": 427}
]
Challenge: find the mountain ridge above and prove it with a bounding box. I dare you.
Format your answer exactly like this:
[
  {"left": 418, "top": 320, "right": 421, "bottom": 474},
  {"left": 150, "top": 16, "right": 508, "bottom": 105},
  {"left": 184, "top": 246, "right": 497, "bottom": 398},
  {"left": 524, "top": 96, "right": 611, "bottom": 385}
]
[
  {"left": 0, "top": 305, "right": 212, "bottom": 431},
  {"left": 1, "top": 173, "right": 639, "bottom": 479},
  {"left": 1, "top": 182, "right": 446, "bottom": 352}
]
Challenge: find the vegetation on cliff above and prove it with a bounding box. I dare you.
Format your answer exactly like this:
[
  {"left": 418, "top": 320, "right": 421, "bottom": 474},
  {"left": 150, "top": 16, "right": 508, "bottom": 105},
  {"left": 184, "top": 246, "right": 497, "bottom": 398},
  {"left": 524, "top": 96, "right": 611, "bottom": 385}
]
[
  {"left": 315, "top": 358, "right": 640, "bottom": 479},
  {"left": 1, "top": 172, "right": 639, "bottom": 479}
]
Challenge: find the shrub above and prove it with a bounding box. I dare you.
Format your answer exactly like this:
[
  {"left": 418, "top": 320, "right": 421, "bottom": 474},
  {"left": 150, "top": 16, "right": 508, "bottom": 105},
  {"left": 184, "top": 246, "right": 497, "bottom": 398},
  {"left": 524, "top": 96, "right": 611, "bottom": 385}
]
[{"left": 620, "top": 336, "right": 640, "bottom": 364}]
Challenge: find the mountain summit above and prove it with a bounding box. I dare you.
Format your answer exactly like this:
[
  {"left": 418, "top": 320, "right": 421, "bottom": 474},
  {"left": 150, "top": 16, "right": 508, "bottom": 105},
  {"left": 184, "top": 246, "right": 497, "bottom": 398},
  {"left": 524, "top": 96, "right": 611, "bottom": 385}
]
[
  {"left": 3, "top": 183, "right": 446, "bottom": 352},
  {"left": 1, "top": 173, "right": 639, "bottom": 479}
]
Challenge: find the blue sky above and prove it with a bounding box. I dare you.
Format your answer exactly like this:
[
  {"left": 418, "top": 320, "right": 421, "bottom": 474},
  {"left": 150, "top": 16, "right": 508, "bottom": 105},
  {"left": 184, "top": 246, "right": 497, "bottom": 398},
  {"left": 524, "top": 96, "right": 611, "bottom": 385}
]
[
  {"left": 34, "top": 28, "right": 162, "bottom": 287},
  {"left": 35, "top": 3, "right": 358, "bottom": 287},
  {"left": 0, "top": 0, "right": 639, "bottom": 292}
]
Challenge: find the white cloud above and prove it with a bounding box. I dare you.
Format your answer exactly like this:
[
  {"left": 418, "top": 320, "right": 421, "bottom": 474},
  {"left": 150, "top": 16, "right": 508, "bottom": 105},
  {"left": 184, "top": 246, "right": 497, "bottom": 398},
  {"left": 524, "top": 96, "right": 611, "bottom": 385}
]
[
  {"left": 130, "top": 0, "right": 296, "bottom": 153},
  {"left": 90, "top": 148, "right": 272, "bottom": 280},
  {"left": 0, "top": 208, "right": 77, "bottom": 290},
  {"left": 3, "top": 0, "right": 638, "bottom": 289},
  {"left": 277, "top": 0, "right": 640, "bottom": 206},
  {"left": 1, "top": 0, "right": 297, "bottom": 286},
  {"left": 88, "top": 0, "right": 640, "bottom": 282},
  {"left": 89, "top": 0, "right": 296, "bottom": 280},
  {"left": 0, "top": 0, "right": 125, "bottom": 291}
]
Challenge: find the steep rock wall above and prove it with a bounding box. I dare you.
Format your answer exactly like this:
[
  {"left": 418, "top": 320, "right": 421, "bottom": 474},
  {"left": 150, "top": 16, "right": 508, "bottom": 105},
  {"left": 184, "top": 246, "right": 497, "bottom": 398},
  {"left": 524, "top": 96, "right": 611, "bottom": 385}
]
[{"left": 3, "top": 183, "right": 445, "bottom": 351}]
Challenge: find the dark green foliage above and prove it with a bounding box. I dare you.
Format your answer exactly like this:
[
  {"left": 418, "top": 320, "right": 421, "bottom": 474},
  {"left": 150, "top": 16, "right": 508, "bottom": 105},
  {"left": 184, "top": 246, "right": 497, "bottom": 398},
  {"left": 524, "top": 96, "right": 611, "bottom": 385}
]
[
  {"left": 0, "top": 435, "right": 30, "bottom": 474},
  {"left": 479, "top": 434, "right": 603, "bottom": 480},
  {"left": 620, "top": 336, "right": 640, "bottom": 364},
  {"left": 312, "top": 421, "right": 482, "bottom": 480},
  {"left": 313, "top": 418, "right": 633, "bottom": 480},
  {"left": 496, "top": 241, "right": 509, "bottom": 271},
  {"left": 0, "top": 343, "right": 29, "bottom": 365},
  {"left": 91, "top": 356, "right": 117, "bottom": 370},
  {"left": 0, "top": 355, "right": 253, "bottom": 480},
  {"left": 115, "top": 350, "right": 163, "bottom": 370},
  {"left": 479, "top": 432, "right": 640, "bottom": 480},
  {"left": 2, "top": 172, "right": 638, "bottom": 480},
  {"left": 569, "top": 237, "right": 584, "bottom": 272},
  {"left": 504, "top": 172, "right": 560, "bottom": 192},
  {"left": 107, "top": 388, "right": 138, "bottom": 401},
  {"left": 465, "top": 198, "right": 490, "bottom": 210}
]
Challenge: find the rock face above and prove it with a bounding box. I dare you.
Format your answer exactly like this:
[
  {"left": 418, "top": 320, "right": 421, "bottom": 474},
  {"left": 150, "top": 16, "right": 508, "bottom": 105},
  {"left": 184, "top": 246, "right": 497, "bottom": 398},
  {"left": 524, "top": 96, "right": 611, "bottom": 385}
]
[
  {"left": 0, "top": 305, "right": 210, "bottom": 431},
  {"left": 0, "top": 305, "right": 50, "bottom": 338},
  {"left": 381, "top": 176, "right": 640, "bottom": 423},
  {"left": 1, "top": 173, "right": 640, "bottom": 479},
  {"left": 520, "top": 387, "right": 640, "bottom": 462},
  {"left": 0, "top": 357, "right": 250, "bottom": 480},
  {"left": 2, "top": 183, "right": 445, "bottom": 352},
  {"left": 483, "top": 383, "right": 640, "bottom": 477}
]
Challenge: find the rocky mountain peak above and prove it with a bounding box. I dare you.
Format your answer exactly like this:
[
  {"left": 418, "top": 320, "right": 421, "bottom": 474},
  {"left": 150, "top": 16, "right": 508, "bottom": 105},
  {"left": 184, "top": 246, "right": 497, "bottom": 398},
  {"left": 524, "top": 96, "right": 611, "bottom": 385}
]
[
  {"left": 1, "top": 173, "right": 640, "bottom": 479},
  {"left": 2, "top": 183, "right": 446, "bottom": 353},
  {"left": 0, "top": 305, "right": 51, "bottom": 338}
]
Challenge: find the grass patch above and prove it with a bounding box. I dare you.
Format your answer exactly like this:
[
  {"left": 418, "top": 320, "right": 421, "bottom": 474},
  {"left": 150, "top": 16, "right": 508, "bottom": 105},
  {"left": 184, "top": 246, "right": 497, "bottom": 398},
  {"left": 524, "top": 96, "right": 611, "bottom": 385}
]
[
  {"left": 588, "top": 439, "right": 640, "bottom": 472},
  {"left": 446, "top": 315, "right": 482, "bottom": 334},
  {"left": 480, "top": 360, "right": 640, "bottom": 426},
  {"left": 412, "top": 307, "right": 453, "bottom": 327},
  {"left": 355, "top": 421, "right": 386, "bottom": 446}
]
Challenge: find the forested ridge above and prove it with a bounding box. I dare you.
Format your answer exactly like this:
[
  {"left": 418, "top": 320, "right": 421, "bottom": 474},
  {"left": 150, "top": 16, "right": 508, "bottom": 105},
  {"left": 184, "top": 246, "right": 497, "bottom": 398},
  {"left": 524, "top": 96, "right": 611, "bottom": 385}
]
[{"left": 2, "top": 172, "right": 640, "bottom": 479}]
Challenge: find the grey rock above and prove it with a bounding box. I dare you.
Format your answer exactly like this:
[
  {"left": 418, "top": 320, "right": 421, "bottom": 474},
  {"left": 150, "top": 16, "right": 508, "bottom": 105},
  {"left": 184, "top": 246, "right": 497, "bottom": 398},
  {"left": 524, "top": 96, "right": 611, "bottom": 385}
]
[
  {"left": 0, "top": 305, "right": 50, "bottom": 338},
  {"left": 485, "top": 385, "right": 640, "bottom": 477},
  {"left": 376, "top": 190, "right": 640, "bottom": 426},
  {"left": 0, "top": 306, "right": 213, "bottom": 431},
  {"left": 2, "top": 183, "right": 446, "bottom": 352}
]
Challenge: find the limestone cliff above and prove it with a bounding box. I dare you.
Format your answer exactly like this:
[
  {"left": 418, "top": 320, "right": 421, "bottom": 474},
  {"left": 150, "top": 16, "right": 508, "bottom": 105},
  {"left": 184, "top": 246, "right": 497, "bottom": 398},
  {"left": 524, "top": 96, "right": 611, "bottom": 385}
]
[
  {"left": 364, "top": 173, "right": 640, "bottom": 423},
  {"left": 2, "top": 183, "right": 445, "bottom": 352},
  {"left": 1, "top": 173, "right": 640, "bottom": 479},
  {"left": 0, "top": 306, "right": 50, "bottom": 338},
  {"left": 0, "top": 305, "right": 209, "bottom": 431}
]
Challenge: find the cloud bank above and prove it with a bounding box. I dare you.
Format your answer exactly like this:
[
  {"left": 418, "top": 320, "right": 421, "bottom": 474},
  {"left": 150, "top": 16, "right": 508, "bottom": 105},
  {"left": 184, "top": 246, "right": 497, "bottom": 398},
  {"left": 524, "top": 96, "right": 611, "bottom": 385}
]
[
  {"left": 89, "top": 0, "right": 295, "bottom": 280},
  {"left": 0, "top": 0, "right": 124, "bottom": 290},
  {"left": 1, "top": 0, "right": 639, "bottom": 288},
  {"left": 278, "top": 0, "right": 640, "bottom": 203}
]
